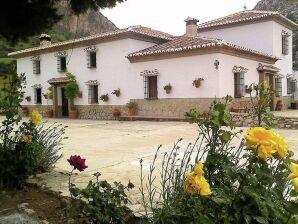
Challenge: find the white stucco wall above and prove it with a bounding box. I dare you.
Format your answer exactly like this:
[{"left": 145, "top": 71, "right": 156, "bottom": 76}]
[
  {"left": 198, "top": 20, "right": 293, "bottom": 96},
  {"left": 17, "top": 38, "right": 155, "bottom": 106},
  {"left": 130, "top": 54, "right": 221, "bottom": 99},
  {"left": 218, "top": 54, "right": 267, "bottom": 98},
  {"left": 198, "top": 21, "right": 275, "bottom": 55}
]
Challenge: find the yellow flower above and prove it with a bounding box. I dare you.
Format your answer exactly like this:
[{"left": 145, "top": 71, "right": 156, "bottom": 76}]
[
  {"left": 288, "top": 162, "right": 298, "bottom": 180},
  {"left": 23, "top": 135, "right": 33, "bottom": 143},
  {"left": 292, "top": 178, "right": 298, "bottom": 193},
  {"left": 194, "top": 162, "right": 204, "bottom": 175},
  {"left": 257, "top": 145, "right": 275, "bottom": 160},
  {"left": 184, "top": 171, "right": 212, "bottom": 196},
  {"left": 30, "top": 110, "right": 42, "bottom": 126},
  {"left": 245, "top": 127, "right": 288, "bottom": 160}
]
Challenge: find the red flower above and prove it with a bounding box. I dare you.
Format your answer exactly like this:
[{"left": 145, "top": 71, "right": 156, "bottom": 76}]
[{"left": 67, "top": 155, "right": 88, "bottom": 172}]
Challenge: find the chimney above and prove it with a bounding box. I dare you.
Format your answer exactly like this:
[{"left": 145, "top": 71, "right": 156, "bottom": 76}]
[
  {"left": 184, "top": 17, "right": 199, "bottom": 36},
  {"left": 39, "top": 34, "right": 51, "bottom": 46}
]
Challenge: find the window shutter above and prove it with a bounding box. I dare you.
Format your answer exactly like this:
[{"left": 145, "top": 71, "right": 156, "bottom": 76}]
[
  {"left": 36, "top": 61, "right": 40, "bottom": 74},
  {"left": 88, "top": 85, "right": 92, "bottom": 104},
  {"left": 34, "top": 89, "right": 37, "bottom": 104},
  {"left": 87, "top": 51, "right": 91, "bottom": 68},
  {"left": 57, "top": 57, "right": 61, "bottom": 72},
  {"left": 33, "top": 61, "right": 37, "bottom": 74},
  {"left": 94, "top": 85, "right": 98, "bottom": 103}
]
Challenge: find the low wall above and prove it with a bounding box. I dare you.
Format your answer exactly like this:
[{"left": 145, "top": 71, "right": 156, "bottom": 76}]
[
  {"left": 232, "top": 113, "right": 298, "bottom": 129},
  {"left": 133, "top": 98, "right": 215, "bottom": 118},
  {"left": 76, "top": 105, "right": 127, "bottom": 120},
  {"left": 20, "top": 105, "right": 52, "bottom": 117}
]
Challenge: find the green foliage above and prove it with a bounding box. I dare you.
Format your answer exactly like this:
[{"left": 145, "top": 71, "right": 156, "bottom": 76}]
[
  {"left": 126, "top": 100, "right": 138, "bottom": 109},
  {"left": 100, "top": 94, "right": 109, "bottom": 102},
  {"left": 35, "top": 122, "right": 66, "bottom": 171},
  {"left": 64, "top": 172, "right": 132, "bottom": 224},
  {"left": 47, "top": 86, "right": 53, "bottom": 100},
  {"left": 248, "top": 82, "right": 277, "bottom": 128},
  {"left": 0, "top": 0, "right": 125, "bottom": 42},
  {"left": 163, "top": 83, "right": 172, "bottom": 90},
  {"left": 140, "top": 96, "right": 297, "bottom": 223},
  {"left": 65, "top": 72, "right": 80, "bottom": 100},
  {"left": 0, "top": 68, "right": 64, "bottom": 188}
]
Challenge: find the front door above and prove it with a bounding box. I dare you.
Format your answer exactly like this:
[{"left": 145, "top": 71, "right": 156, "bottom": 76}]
[
  {"left": 264, "top": 73, "right": 275, "bottom": 111},
  {"left": 61, "top": 87, "right": 69, "bottom": 117}
]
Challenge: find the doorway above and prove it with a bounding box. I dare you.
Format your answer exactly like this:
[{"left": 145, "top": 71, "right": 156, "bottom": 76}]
[
  {"left": 263, "top": 73, "right": 275, "bottom": 111},
  {"left": 61, "top": 87, "right": 69, "bottom": 117}
]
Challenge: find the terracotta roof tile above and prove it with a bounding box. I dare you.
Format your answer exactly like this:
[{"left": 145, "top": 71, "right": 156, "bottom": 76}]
[
  {"left": 198, "top": 10, "right": 298, "bottom": 30},
  {"left": 127, "top": 35, "right": 278, "bottom": 61},
  {"left": 8, "top": 26, "right": 174, "bottom": 57}
]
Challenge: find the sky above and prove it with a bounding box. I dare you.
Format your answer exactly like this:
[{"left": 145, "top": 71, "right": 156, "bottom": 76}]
[{"left": 102, "top": 0, "right": 261, "bottom": 35}]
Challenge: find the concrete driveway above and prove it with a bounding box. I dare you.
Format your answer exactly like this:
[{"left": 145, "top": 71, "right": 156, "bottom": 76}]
[{"left": 5, "top": 117, "right": 298, "bottom": 212}]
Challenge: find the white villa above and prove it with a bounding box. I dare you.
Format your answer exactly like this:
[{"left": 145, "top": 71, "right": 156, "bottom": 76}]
[{"left": 9, "top": 10, "right": 298, "bottom": 119}]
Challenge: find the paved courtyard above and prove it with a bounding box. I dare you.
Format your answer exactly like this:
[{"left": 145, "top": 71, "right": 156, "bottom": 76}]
[{"left": 14, "top": 118, "right": 298, "bottom": 212}]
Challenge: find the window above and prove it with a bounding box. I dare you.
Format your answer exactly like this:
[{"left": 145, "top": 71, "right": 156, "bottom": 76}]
[
  {"left": 87, "top": 52, "right": 97, "bottom": 68},
  {"left": 33, "top": 60, "right": 40, "bottom": 74},
  {"left": 34, "top": 88, "right": 42, "bottom": 104},
  {"left": 88, "top": 85, "right": 99, "bottom": 104},
  {"left": 234, "top": 73, "right": 244, "bottom": 98},
  {"left": 275, "top": 78, "right": 282, "bottom": 97},
  {"left": 282, "top": 32, "right": 289, "bottom": 55},
  {"left": 287, "top": 78, "right": 296, "bottom": 94},
  {"left": 57, "top": 56, "right": 67, "bottom": 72},
  {"left": 144, "top": 76, "right": 157, "bottom": 99}
]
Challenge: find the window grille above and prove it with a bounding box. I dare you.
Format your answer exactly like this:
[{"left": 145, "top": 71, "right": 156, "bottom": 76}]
[
  {"left": 282, "top": 32, "right": 289, "bottom": 55},
  {"left": 87, "top": 52, "right": 97, "bottom": 68},
  {"left": 234, "top": 73, "right": 244, "bottom": 98},
  {"left": 33, "top": 60, "right": 40, "bottom": 74},
  {"left": 88, "top": 85, "right": 99, "bottom": 104},
  {"left": 275, "top": 78, "right": 282, "bottom": 97},
  {"left": 57, "top": 56, "right": 67, "bottom": 72},
  {"left": 144, "top": 76, "right": 149, "bottom": 99}
]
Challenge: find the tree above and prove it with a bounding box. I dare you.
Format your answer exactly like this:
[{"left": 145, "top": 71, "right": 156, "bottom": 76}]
[{"left": 0, "top": 0, "right": 126, "bottom": 42}]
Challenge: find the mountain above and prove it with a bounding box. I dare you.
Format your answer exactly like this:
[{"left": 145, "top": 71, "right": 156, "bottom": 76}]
[{"left": 254, "top": 0, "right": 298, "bottom": 69}]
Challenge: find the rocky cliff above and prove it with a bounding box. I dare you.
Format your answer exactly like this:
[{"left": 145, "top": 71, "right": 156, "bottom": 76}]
[{"left": 55, "top": 1, "right": 118, "bottom": 38}]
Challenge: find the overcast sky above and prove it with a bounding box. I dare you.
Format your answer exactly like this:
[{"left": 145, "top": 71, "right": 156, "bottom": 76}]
[{"left": 102, "top": 0, "right": 261, "bottom": 35}]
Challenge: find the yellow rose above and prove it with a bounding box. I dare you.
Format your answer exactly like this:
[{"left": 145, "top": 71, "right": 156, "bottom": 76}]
[
  {"left": 184, "top": 171, "right": 212, "bottom": 196},
  {"left": 23, "top": 134, "right": 33, "bottom": 143},
  {"left": 30, "top": 110, "right": 42, "bottom": 126},
  {"left": 288, "top": 162, "right": 298, "bottom": 180},
  {"left": 245, "top": 127, "right": 288, "bottom": 160},
  {"left": 194, "top": 162, "right": 204, "bottom": 175},
  {"left": 292, "top": 178, "right": 298, "bottom": 193}
]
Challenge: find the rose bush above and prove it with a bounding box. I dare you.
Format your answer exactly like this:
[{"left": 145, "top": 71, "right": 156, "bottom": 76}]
[{"left": 139, "top": 95, "right": 298, "bottom": 224}]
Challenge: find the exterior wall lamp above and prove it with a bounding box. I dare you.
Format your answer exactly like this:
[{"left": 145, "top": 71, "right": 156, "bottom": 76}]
[{"left": 214, "top": 60, "right": 219, "bottom": 69}]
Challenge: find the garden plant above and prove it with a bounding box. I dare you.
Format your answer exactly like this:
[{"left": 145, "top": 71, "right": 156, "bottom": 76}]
[
  {"left": 0, "top": 69, "right": 65, "bottom": 189},
  {"left": 139, "top": 91, "right": 298, "bottom": 223}
]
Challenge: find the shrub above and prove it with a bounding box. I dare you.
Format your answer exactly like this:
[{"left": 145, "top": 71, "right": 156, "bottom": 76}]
[
  {"left": 0, "top": 69, "right": 64, "bottom": 188},
  {"left": 100, "top": 93, "right": 109, "bottom": 102},
  {"left": 126, "top": 100, "right": 137, "bottom": 109},
  {"left": 63, "top": 155, "right": 133, "bottom": 224},
  {"left": 140, "top": 95, "right": 298, "bottom": 223},
  {"left": 163, "top": 83, "right": 172, "bottom": 90}
]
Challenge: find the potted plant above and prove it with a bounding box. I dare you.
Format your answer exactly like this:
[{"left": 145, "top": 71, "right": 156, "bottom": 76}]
[
  {"left": 77, "top": 91, "right": 83, "bottom": 98},
  {"left": 163, "top": 84, "right": 172, "bottom": 94},
  {"left": 65, "top": 72, "right": 80, "bottom": 119},
  {"left": 100, "top": 94, "right": 109, "bottom": 102},
  {"left": 192, "top": 78, "right": 204, "bottom": 88},
  {"left": 45, "top": 87, "right": 54, "bottom": 118},
  {"left": 43, "top": 93, "right": 48, "bottom": 99},
  {"left": 275, "top": 100, "right": 283, "bottom": 111},
  {"left": 126, "top": 100, "right": 138, "bottom": 116},
  {"left": 21, "top": 106, "right": 29, "bottom": 116},
  {"left": 112, "top": 108, "right": 121, "bottom": 117},
  {"left": 25, "top": 96, "right": 31, "bottom": 102},
  {"left": 111, "top": 88, "right": 121, "bottom": 97}
]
